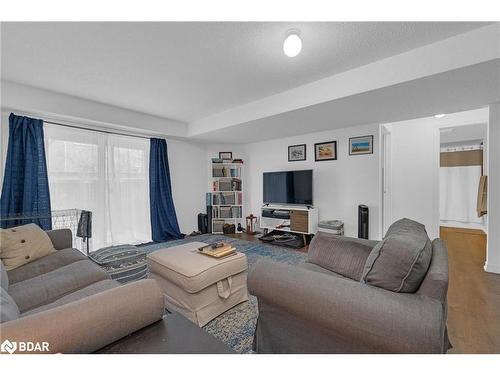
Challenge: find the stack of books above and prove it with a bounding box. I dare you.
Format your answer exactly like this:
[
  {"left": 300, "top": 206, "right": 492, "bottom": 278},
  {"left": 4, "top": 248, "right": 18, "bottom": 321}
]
[
  {"left": 198, "top": 242, "right": 236, "bottom": 258},
  {"left": 211, "top": 158, "right": 244, "bottom": 164}
]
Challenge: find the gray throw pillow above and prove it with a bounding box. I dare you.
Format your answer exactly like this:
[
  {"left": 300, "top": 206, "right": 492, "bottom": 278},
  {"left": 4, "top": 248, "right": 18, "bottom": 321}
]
[
  {"left": 1, "top": 260, "right": 8, "bottom": 289},
  {"left": 0, "top": 287, "right": 20, "bottom": 323},
  {"left": 361, "top": 218, "right": 432, "bottom": 293},
  {"left": 307, "top": 231, "right": 374, "bottom": 281}
]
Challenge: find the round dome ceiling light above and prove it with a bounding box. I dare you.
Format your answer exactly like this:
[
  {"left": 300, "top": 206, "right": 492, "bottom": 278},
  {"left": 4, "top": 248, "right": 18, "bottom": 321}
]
[{"left": 283, "top": 29, "right": 302, "bottom": 57}]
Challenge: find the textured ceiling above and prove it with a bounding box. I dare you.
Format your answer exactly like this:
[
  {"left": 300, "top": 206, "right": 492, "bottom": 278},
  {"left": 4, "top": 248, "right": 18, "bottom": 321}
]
[{"left": 1, "top": 22, "right": 489, "bottom": 123}]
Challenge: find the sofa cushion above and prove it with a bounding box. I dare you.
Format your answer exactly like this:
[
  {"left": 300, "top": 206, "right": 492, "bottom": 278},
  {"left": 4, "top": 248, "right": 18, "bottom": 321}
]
[
  {"left": 0, "top": 287, "right": 20, "bottom": 323},
  {"left": 0, "top": 224, "right": 56, "bottom": 271},
  {"left": 8, "top": 259, "right": 109, "bottom": 312},
  {"left": 307, "top": 232, "right": 374, "bottom": 281},
  {"left": 45, "top": 229, "right": 73, "bottom": 250},
  {"left": 299, "top": 262, "right": 350, "bottom": 280},
  {"left": 22, "top": 279, "right": 120, "bottom": 316},
  {"left": 1, "top": 260, "right": 8, "bottom": 289},
  {"left": 7, "top": 248, "right": 87, "bottom": 285},
  {"left": 361, "top": 218, "right": 432, "bottom": 293}
]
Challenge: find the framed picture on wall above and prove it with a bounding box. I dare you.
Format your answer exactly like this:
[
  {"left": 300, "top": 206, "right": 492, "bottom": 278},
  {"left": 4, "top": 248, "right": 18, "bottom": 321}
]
[
  {"left": 314, "top": 141, "right": 337, "bottom": 161},
  {"left": 288, "top": 144, "right": 306, "bottom": 162},
  {"left": 219, "top": 151, "right": 233, "bottom": 160},
  {"left": 349, "top": 135, "right": 373, "bottom": 155}
]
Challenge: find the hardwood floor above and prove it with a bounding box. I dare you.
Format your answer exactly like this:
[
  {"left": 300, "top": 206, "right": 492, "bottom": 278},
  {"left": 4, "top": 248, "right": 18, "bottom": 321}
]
[
  {"left": 229, "top": 228, "right": 500, "bottom": 353},
  {"left": 441, "top": 226, "right": 500, "bottom": 353}
]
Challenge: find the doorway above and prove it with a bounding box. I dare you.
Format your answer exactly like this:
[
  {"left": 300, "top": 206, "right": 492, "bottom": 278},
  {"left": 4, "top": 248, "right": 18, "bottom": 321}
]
[{"left": 439, "top": 123, "right": 487, "bottom": 233}]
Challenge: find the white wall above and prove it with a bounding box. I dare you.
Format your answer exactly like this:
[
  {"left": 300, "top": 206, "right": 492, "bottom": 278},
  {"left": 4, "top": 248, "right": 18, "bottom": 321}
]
[
  {"left": 384, "top": 108, "right": 489, "bottom": 241},
  {"left": 384, "top": 119, "right": 440, "bottom": 239},
  {"left": 486, "top": 103, "right": 500, "bottom": 274},
  {"left": 243, "top": 123, "right": 381, "bottom": 239},
  {"left": 167, "top": 138, "right": 208, "bottom": 234}
]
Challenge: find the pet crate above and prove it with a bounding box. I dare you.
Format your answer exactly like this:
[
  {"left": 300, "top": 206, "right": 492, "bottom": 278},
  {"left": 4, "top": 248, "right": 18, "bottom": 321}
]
[{"left": 0, "top": 209, "right": 92, "bottom": 255}]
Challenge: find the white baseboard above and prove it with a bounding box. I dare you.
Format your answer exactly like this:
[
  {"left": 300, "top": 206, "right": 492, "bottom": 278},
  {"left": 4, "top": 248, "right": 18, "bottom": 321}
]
[{"left": 484, "top": 261, "right": 500, "bottom": 274}]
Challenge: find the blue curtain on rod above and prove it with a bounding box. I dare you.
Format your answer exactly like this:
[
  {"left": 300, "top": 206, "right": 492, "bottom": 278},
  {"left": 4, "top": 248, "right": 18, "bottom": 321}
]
[
  {"left": 0, "top": 113, "right": 52, "bottom": 229},
  {"left": 149, "top": 138, "right": 182, "bottom": 242}
]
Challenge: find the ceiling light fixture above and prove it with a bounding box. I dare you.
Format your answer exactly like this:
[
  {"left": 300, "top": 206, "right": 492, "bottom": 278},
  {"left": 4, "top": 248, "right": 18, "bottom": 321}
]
[
  {"left": 434, "top": 114, "right": 446, "bottom": 118},
  {"left": 283, "top": 29, "right": 302, "bottom": 57}
]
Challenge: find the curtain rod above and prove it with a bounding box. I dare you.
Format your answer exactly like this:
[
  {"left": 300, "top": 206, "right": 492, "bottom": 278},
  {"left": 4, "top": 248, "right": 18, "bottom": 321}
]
[{"left": 43, "top": 120, "right": 153, "bottom": 140}]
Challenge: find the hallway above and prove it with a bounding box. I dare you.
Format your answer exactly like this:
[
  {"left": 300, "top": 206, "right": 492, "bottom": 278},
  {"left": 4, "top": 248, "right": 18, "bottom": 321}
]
[{"left": 442, "top": 226, "right": 500, "bottom": 353}]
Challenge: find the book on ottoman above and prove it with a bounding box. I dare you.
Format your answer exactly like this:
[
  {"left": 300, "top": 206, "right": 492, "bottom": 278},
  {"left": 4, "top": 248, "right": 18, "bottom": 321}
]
[{"left": 197, "top": 242, "right": 236, "bottom": 258}]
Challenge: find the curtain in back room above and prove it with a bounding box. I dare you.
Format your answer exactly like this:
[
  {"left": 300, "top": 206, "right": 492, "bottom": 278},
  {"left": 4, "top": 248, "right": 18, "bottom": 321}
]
[
  {"left": 0, "top": 113, "right": 52, "bottom": 230},
  {"left": 44, "top": 123, "right": 152, "bottom": 250},
  {"left": 439, "top": 146, "right": 485, "bottom": 228}
]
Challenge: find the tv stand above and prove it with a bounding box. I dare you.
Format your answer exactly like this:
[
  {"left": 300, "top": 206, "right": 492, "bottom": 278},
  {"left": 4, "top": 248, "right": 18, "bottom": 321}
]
[{"left": 260, "top": 205, "right": 318, "bottom": 243}]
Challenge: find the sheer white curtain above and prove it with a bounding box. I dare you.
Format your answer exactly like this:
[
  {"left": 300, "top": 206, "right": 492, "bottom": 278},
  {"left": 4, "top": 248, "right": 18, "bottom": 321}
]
[
  {"left": 440, "top": 166, "right": 483, "bottom": 225},
  {"left": 44, "top": 124, "right": 151, "bottom": 250}
]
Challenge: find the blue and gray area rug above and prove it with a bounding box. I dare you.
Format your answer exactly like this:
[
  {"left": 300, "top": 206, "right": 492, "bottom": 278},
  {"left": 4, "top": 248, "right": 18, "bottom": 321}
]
[{"left": 142, "top": 234, "right": 306, "bottom": 353}]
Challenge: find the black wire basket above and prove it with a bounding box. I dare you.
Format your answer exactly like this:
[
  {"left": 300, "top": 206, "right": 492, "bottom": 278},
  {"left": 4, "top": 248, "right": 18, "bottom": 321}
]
[{"left": 0, "top": 209, "right": 92, "bottom": 254}]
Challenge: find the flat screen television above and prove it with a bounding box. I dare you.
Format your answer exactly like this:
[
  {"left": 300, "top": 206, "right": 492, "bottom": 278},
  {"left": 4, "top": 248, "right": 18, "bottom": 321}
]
[{"left": 263, "top": 170, "right": 313, "bottom": 205}]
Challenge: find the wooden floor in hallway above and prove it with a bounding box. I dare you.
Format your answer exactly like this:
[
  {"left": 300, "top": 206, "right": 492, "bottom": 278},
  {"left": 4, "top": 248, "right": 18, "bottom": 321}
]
[{"left": 441, "top": 226, "right": 500, "bottom": 353}]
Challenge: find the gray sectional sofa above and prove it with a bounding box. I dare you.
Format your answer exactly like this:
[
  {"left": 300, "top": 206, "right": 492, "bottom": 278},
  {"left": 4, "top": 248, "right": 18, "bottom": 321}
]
[
  {"left": 249, "top": 218, "right": 450, "bottom": 354},
  {"left": 0, "top": 229, "right": 165, "bottom": 353}
]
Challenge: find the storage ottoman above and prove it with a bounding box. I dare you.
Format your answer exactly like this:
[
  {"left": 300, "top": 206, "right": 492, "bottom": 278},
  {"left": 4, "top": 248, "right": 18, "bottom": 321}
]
[{"left": 147, "top": 242, "right": 248, "bottom": 327}]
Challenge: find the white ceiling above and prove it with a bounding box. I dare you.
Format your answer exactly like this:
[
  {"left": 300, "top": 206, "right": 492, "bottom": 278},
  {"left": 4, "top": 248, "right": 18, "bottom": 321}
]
[
  {"left": 1, "top": 22, "right": 489, "bottom": 123},
  {"left": 190, "top": 59, "right": 500, "bottom": 143},
  {"left": 440, "top": 123, "right": 487, "bottom": 144}
]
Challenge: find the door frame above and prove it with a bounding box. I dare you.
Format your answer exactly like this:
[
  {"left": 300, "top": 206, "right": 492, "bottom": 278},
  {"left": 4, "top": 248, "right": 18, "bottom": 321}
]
[{"left": 379, "top": 124, "right": 392, "bottom": 238}]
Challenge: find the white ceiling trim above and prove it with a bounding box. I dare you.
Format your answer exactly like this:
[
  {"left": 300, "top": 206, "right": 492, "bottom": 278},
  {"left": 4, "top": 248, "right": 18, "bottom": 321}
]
[{"left": 188, "top": 23, "right": 500, "bottom": 137}]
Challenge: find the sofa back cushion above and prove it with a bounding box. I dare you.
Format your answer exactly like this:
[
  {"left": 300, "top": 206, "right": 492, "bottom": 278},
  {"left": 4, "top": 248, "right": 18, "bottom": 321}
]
[
  {"left": 1, "top": 261, "right": 8, "bottom": 289},
  {"left": 0, "top": 224, "right": 56, "bottom": 271},
  {"left": 361, "top": 218, "right": 432, "bottom": 293},
  {"left": 0, "top": 287, "right": 20, "bottom": 323},
  {"left": 308, "top": 231, "right": 374, "bottom": 281}
]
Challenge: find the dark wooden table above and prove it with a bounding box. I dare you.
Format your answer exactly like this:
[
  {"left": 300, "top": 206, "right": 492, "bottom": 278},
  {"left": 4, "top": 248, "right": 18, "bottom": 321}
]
[{"left": 96, "top": 311, "right": 235, "bottom": 354}]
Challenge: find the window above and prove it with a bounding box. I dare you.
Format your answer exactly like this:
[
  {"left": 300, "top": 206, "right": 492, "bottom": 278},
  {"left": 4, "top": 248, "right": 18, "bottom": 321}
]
[{"left": 44, "top": 124, "right": 151, "bottom": 250}]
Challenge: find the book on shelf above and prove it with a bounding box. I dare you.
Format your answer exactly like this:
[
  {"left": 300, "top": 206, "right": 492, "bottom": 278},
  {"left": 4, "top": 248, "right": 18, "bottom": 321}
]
[
  {"left": 211, "top": 158, "right": 243, "bottom": 164},
  {"left": 213, "top": 178, "right": 242, "bottom": 192},
  {"left": 210, "top": 191, "right": 241, "bottom": 205},
  {"left": 211, "top": 205, "right": 241, "bottom": 219},
  {"left": 220, "top": 206, "right": 232, "bottom": 218},
  {"left": 212, "top": 164, "right": 241, "bottom": 178},
  {"left": 231, "top": 206, "right": 242, "bottom": 218}
]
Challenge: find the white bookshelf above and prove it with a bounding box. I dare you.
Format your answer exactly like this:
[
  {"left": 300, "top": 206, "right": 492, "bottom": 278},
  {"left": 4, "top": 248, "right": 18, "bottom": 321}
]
[{"left": 208, "top": 160, "right": 243, "bottom": 234}]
